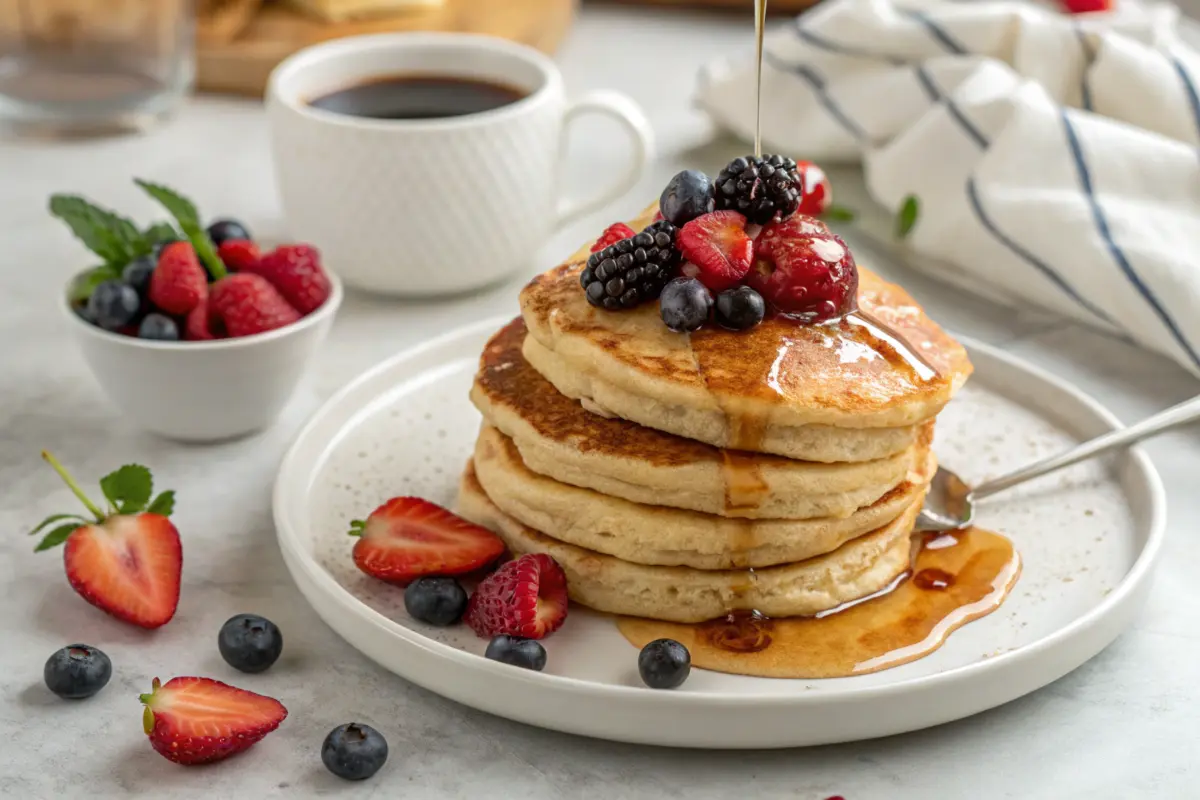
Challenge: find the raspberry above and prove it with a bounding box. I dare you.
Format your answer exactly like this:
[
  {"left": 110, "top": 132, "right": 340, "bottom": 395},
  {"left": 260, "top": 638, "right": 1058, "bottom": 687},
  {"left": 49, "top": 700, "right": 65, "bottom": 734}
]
[
  {"left": 246, "top": 245, "right": 331, "bottom": 315},
  {"left": 747, "top": 215, "right": 858, "bottom": 323},
  {"left": 148, "top": 242, "right": 208, "bottom": 316},
  {"left": 795, "top": 160, "right": 832, "bottom": 217},
  {"left": 715, "top": 154, "right": 803, "bottom": 224},
  {"left": 217, "top": 239, "right": 261, "bottom": 273},
  {"left": 184, "top": 299, "right": 219, "bottom": 341},
  {"left": 677, "top": 210, "right": 753, "bottom": 293},
  {"left": 590, "top": 223, "right": 636, "bottom": 253},
  {"left": 209, "top": 274, "right": 301, "bottom": 338},
  {"left": 464, "top": 553, "right": 568, "bottom": 640}
]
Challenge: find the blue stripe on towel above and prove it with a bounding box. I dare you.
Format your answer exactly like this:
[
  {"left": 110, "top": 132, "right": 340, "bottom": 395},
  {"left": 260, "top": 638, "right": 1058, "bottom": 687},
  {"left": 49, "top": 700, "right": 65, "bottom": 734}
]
[
  {"left": 1074, "top": 25, "right": 1094, "bottom": 112},
  {"left": 1060, "top": 110, "right": 1200, "bottom": 366},
  {"left": 1170, "top": 56, "right": 1200, "bottom": 144},
  {"left": 792, "top": 21, "right": 906, "bottom": 66},
  {"left": 915, "top": 66, "right": 989, "bottom": 148},
  {"left": 902, "top": 9, "right": 968, "bottom": 55},
  {"left": 764, "top": 52, "right": 867, "bottom": 139}
]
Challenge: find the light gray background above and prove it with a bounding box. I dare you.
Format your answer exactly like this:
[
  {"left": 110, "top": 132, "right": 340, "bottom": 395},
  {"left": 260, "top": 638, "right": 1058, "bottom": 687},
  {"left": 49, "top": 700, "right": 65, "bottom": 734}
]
[{"left": 1, "top": 6, "right": 1196, "bottom": 798}]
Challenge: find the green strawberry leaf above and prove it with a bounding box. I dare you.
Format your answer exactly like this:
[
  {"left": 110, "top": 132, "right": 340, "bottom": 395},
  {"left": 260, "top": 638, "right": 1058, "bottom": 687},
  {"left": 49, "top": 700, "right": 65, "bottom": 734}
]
[
  {"left": 144, "top": 222, "right": 180, "bottom": 247},
  {"left": 48, "top": 194, "right": 151, "bottom": 265},
  {"left": 99, "top": 464, "right": 153, "bottom": 515},
  {"left": 35, "top": 523, "right": 81, "bottom": 552},
  {"left": 146, "top": 490, "right": 176, "bottom": 517},
  {"left": 347, "top": 519, "right": 367, "bottom": 537},
  {"left": 28, "top": 513, "right": 86, "bottom": 536},
  {"left": 896, "top": 195, "right": 920, "bottom": 239},
  {"left": 68, "top": 265, "right": 122, "bottom": 303},
  {"left": 823, "top": 205, "right": 856, "bottom": 222},
  {"left": 134, "top": 180, "right": 227, "bottom": 280}
]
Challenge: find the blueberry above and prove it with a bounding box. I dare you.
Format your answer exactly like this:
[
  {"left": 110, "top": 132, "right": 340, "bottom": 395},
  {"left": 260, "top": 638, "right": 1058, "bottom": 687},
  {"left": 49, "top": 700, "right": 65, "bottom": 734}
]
[
  {"left": 404, "top": 576, "right": 468, "bottom": 626},
  {"left": 715, "top": 286, "right": 766, "bottom": 331},
  {"left": 659, "top": 169, "right": 715, "bottom": 227},
  {"left": 659, "top": 277, "right": 713, "bottom": 333},
  {"left": 322, "top": 723, "right": 388, "bottom": 781},
  {"left": 86, "top": 280, "right": 140, "bottom": 331},
  {"left": 206, "top": 218, "right": 252, "bottom": 247},
  {"left": 121, "top": 255, "right": 157, "bottom": 297},
  {"left": 484, "top": 635, "right": 546, "bottom": 671},
  {"left": 638, "top": 638, "right": 691, "bottom": 689},
  {"left": 44, "top": 644, "right": 112, "bottom": 699},
  {"left": 217, "top": 614, "right": 283, "bottom": 673},
  {"left": 137, "top": 313, "right": 180, "bottom": 341}
]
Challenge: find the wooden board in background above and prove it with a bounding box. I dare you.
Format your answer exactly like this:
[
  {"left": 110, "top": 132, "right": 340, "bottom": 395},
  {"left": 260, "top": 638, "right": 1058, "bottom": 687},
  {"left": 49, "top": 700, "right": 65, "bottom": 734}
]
[{"left": 197, "top": 0, "right": 578, "bottom": 96}]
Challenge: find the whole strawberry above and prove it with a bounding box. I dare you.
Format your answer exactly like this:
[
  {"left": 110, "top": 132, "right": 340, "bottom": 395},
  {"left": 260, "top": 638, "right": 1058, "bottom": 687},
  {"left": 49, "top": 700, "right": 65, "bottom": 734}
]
[
  {"left": 210, "top": 273, "right": 301, "bottom": 338},
  {"left": 464, "top": 553, "right": 569, "bottom": 640},
  {"left": 140, "top": 676, "right": 287, "bottom": 765},
  {"left": 30, "top": 452, "right": 181, "bottom": 629},
  {"left": 149, "top": 242, "right": 209, "bottom": 316},
  {"left": 249, "top": 245, "right": 331, "bottom": 315}
]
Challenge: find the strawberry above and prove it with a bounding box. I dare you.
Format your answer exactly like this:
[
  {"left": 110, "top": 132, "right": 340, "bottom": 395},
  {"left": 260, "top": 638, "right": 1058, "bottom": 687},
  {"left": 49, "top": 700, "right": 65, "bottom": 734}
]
[
  {"left": 30, "top": 453, "right": 181, "bottom": 629},
  {"left": 590, "top": 222, "right": 636, "bottom": 253},
  {"left": 464, "top": 553, "right": 568, "bottom": 640},
  {"left": 349, "top": 497, "right": 505, "bottom": 586},
  {"left": 184, "top": 299, "right": 219, "bottom": 341},
  {"left": 1059, "top": 0, "right": 1112, "bottom": 12},
  {"left": 209, "top": 274, "right": 301, "bottom": 338},
  {"left": 217, "top": 239, "right": 261, "bottom": 273},
  {"left": 249, "top": 244, "right": 331, "bottom": 315},
  {"left": 677, "top": 210, "right": 754, "bottom": 293},
  {"left": 795, "top": 160, "right": 833, "bottom": 217},
  {"left": 748, "top": 214, "right": 859, "bottom": 322},
  {"left": 148, "top": 241, "right": 208, "bottom": 316},
  {"left": 140, "top": 676, "right": 287, "bottom": 765}
]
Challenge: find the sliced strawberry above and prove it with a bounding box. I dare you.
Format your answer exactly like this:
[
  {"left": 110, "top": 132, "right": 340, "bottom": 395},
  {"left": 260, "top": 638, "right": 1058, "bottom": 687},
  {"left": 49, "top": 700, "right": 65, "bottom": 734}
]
[
  {"left": 31, "top": 454, "right": 180, "bottom": 629},
  {"left": 349, "top": 497, "right": 506, "bottom": 586},
  {"left": 464, "top": 553, "right": 568, "bottom": 640},
  {"left": 217, "top": 239, "right": 262, "bottom": 273},
  {"left": 795, "top": 160, "right": 833, "bottom": 217},
  {"left": 140, "top": 676, "right": 287, "bottom": 765},
  {"left": 590, "top": 223, "right": 636, "bottom": 253},
  {"left": 677, "top": 210, "right": 754, "bottom": 293}
]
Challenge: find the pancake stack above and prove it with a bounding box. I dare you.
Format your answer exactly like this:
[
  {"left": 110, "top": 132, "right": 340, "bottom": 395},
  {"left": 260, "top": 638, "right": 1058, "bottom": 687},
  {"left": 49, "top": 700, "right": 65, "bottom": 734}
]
[{"left": 458, "top": 208, "right": 972, "bottom": 624}]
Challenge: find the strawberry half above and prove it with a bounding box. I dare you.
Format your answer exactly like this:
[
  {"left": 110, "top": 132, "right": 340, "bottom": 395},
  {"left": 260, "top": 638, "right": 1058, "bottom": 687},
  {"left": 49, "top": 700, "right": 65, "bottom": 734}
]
[
  {"left": 464, "top": 553, "right": 568, "bottom": 640},
  {"left": 349, "top": 497, "right": 506, "bottom": 586},
  {"left": 678, "top": 210, "right": 754, "bottom": 293},
  {"left": 30, "top": 453, "right": 181, "bottom": 629},
  {"left": 140, "top": 676, "right": 287, "bottom": 765}
]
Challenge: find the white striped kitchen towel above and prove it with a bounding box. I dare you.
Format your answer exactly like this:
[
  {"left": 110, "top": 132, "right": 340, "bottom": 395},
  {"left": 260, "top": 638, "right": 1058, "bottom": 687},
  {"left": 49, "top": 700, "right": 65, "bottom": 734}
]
[{"left": 697, "top": 0, "right": 1200, "bottom": 375}]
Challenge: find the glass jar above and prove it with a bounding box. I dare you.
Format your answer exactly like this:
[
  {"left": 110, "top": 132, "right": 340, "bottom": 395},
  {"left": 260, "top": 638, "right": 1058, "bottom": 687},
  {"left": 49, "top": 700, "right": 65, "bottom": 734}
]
[{"left": 0, "top": 0, "right": 195, "bottom": 136}]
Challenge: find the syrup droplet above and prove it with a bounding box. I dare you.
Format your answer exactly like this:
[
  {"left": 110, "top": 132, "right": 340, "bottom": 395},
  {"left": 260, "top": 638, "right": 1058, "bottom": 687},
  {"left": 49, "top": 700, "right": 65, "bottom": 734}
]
[{"left": 702, "top": 612, "right": 773, "bottom": 653}]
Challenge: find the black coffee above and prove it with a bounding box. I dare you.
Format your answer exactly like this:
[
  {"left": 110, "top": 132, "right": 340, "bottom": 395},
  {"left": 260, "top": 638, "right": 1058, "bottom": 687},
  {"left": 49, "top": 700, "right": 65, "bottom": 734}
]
[{"left": 308, "top": 75, "right": 527, "bottom": 120}]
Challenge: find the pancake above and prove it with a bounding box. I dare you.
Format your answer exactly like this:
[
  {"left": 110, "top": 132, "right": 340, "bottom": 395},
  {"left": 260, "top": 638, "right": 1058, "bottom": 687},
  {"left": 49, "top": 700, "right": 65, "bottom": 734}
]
[
  {"left": 458, "top": 461, "right": 922, "bottom": 623},
  {"left": 471, "top": 318, "right": 915, "bottom": 519},
  {"left": 472, "top": 423, "right": 935, "bottom": 569},
  {"left": 518, "top": 205, "right": 972, "bottom": 462}
]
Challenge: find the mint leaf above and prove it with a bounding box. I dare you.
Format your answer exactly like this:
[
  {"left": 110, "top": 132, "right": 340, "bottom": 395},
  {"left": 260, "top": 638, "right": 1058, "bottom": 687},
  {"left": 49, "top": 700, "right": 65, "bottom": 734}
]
[
  {"left": 35, "top": 523, "right": 80, "bottom": 552},
  {"left": 144, "top": 222, "right": 179, "bottom": 247},
  {"left": 134, "top": 180, "right": 226, "bottom": 279},
  {"left": 49, "top": 195, "right": 150, "bottom": 265},
  {"left": 99, "top": 464, "right": 153, "bottom": 514},
  {"left": 823, "top": 205, "right": 856, "bottom": 222},
  {"left": 28, "top": 513, "right": 86, "bottom": 536},
  {"left": 68, "top": 265, "right": 122, "bottom": 303},
  {"left": 896, "top": 195, "right": 920, "bottom": 239},
  {"left": 146, "top": 490, "right": 176, "bottom": 517},
  {"left": 348, "top": 519, "right": 367, "bottom": 537}
]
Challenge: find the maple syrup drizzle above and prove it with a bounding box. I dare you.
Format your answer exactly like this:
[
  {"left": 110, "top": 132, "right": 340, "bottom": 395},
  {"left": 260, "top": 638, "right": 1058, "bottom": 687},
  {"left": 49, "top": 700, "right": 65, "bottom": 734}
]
[
  {"left": 842, "top": 310, "right": 939, "bottom": 382},
  {"left": 617, "top": 527, "right": 1020, "bottom": 679},
  {"left": 754, "top": 0, "right": 767, "bottom": 157}
]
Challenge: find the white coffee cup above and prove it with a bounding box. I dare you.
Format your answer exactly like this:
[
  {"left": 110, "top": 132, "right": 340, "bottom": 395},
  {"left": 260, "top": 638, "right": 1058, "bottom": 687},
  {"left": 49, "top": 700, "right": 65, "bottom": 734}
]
[{"left": 266, "top": 33, "right": 654, "bottom": 296}]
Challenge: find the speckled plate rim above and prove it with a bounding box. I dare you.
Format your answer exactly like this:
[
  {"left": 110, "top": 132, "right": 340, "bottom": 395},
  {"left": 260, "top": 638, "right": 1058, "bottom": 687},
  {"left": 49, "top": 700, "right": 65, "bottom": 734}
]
[{"left": 272, "top": 316, "right": 1165, "bottom": 748}]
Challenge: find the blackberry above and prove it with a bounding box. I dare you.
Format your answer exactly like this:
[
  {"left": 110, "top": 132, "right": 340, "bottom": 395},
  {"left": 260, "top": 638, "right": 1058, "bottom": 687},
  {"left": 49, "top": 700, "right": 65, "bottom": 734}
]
[
  {"left": 580, "top": 220, "right": 681, "bottom": 310},
  {"left": 714, "top": 154, "right": 803, "bottom": 224}
]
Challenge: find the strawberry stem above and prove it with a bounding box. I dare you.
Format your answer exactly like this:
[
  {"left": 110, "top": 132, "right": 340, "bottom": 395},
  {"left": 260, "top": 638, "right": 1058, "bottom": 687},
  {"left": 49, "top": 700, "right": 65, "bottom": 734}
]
[{"left": 41, "top": 451, "right": 105, "bottom": 522}]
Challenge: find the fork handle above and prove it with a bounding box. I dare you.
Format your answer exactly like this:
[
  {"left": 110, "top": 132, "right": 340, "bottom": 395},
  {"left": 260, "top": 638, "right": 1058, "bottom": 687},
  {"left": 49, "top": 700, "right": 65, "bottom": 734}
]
[{"left": 971, "top": 393, "right": 1200, "bottom": 501}]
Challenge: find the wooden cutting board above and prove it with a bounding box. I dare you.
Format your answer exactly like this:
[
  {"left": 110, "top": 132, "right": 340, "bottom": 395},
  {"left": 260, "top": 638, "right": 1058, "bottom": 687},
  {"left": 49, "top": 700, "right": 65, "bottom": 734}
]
[{"left": 197, "top": 0, "right": 578, "bottom": 96}]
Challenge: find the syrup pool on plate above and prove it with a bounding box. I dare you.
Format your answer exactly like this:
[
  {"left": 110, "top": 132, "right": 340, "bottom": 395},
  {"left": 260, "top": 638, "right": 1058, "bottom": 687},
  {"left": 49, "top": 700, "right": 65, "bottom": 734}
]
[{"left": 617, "top": 527, "right": 1021, "bottom": 679}]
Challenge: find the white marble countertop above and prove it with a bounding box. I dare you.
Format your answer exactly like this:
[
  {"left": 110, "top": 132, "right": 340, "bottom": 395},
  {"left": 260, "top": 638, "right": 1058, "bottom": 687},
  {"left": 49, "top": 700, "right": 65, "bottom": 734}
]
[{"left": 2, "top": 6, "right": 1198, "bottom": 798}]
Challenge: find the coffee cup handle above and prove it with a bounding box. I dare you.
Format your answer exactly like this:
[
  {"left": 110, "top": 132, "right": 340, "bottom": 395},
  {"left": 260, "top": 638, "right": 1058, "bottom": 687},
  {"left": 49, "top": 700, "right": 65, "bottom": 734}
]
[{"left": 555, "top": 90, "right": 655, "bottom": 229}]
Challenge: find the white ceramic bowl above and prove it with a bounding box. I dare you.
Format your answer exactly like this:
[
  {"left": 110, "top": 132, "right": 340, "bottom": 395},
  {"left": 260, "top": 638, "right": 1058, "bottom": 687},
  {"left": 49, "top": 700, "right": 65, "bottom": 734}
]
[{"left": 63, "top": 273, "right": 343, "bottom": 442}]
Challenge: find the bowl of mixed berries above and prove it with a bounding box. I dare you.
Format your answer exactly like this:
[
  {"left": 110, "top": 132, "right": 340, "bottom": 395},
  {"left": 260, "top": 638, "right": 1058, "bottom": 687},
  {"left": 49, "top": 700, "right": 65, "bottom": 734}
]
[{"left": 56, "top": 180, "right": 343, "bottom": 442}]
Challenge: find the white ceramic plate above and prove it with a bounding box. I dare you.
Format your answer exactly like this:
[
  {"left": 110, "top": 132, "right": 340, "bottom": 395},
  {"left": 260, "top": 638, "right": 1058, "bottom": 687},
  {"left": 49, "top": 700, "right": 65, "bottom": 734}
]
[{"left": 273, "top": 316, "right": 1164, "bottom": 749}]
